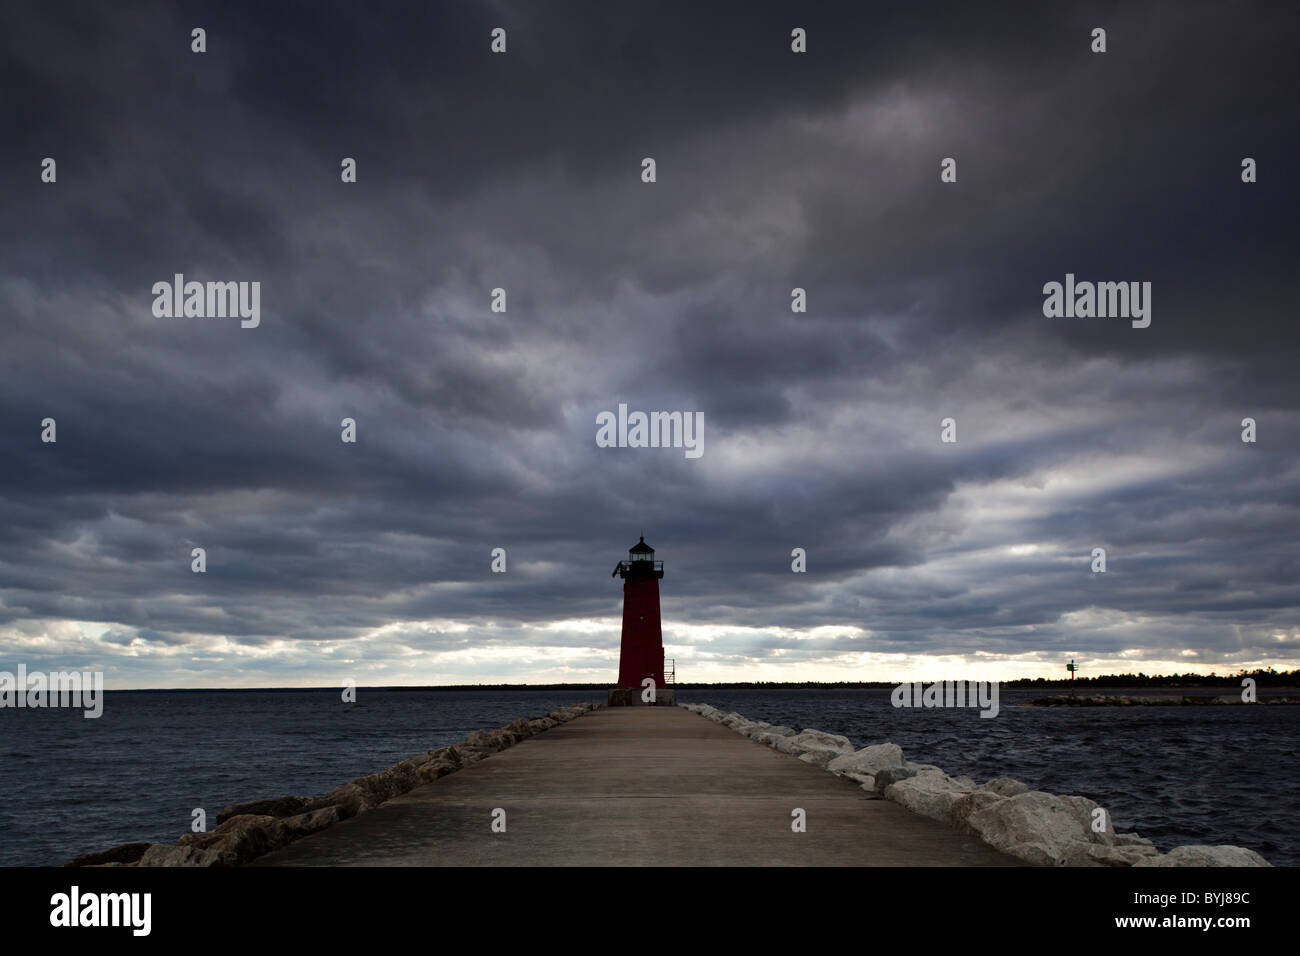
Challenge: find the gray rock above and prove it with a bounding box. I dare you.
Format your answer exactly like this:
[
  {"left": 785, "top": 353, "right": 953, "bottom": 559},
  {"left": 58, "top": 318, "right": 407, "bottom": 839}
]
[
  {"left": 797, "top": 749, "right": 842, "bottom": 769},
  {"left": 787, "top": 729, "right": 854, "bottom": 755},
  {"left": 761, "top": 732, "right": 800, "bottom": 753},
  {"left": 463, "top": 729, "right": 514, "bottom": 752},
  {"left": 1065, "top": 844, "right": 1161, "bottom": 867},
  {"left": 1057, "top": 794, "right": 1117, "bottom": 847},
  {"left": 64, "top": 842, "right": 152, "bottom": 868},
  {"left": 827, "top": 743, "right": 905, "bottom": 777},
  {"left": 948, "top": 790, "right": 1008, "bottom": 833},
  {"left": 785, "top": 733, "right": 857, "bottom": 764},
  {"left": 180, "top": 813, "right": 281, "bottom": 862},
  {"left": 980, "top": 777, "right": 1030, "bottom": 797},
  {"left": 138, "top": 844, "right": 229, "bottom": 867},
  {"left": 414, "top": 757, "right": 457, "bottom": 783},
  {"left": 503, "top": 717, "right": 535, "bottom": 738},
  {"left": 884, "top": 773, "right": 972, "bottom": 823},
  {"left": 1113, "top": 832, "right": 1155, "bottom": 848},
  {"left": 269, "top": 805, "right": 344, "bottom": 844},
  {"left": 216, "top": 795, "right": 312, "bottom": 824},
  {"left": 873, "top": 765, "right": 920, "bottom": 793},
  {"left": 904, "top": 762, "right": 945, "bottom": 776},
  {"left": 1135, "top": 845, "right": 1272, "bottom": 867},
  {"left": 965, "top": 791, "right": 1099, "bottom": 866}
]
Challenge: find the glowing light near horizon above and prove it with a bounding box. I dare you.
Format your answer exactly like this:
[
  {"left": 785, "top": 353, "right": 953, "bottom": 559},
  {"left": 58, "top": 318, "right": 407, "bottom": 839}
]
[{"left": 1, "top": 614, "right": 1296, "bottom": 689}]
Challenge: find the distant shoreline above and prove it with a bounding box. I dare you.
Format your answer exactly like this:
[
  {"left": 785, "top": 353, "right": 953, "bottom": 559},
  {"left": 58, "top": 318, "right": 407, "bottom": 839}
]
[
  {"left": 82, "top": 675, "right": 1300, "bottom": 694},
  {"left": 1029, "top": 693, "right": 1300, "bottom": 706}
]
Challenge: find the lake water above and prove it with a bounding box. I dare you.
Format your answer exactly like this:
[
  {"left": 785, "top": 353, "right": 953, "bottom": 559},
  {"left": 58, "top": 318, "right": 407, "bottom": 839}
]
[{"left": 1, "top": 688, "right": 1294, "bottom": 866}]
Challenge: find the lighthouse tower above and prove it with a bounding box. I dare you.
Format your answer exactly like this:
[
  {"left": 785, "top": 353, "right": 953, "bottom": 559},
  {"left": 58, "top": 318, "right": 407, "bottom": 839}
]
[{"left": 609, "top": 536, "right": 673, "bottom": 706}]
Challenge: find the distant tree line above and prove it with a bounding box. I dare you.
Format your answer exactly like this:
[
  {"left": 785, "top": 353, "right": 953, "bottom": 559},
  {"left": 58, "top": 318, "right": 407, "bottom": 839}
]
[
  {"left": 127, "top": 669, "right": 1298, "bottom": 692},
  {"left": 1002, "top": 668, "right": 1299, "bottom": 688}
]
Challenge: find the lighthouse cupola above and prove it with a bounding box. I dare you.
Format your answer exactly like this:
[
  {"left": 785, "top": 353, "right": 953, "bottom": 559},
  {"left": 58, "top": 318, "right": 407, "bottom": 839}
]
[{"left": 619, "top": 536, "right": 662, "bottom": 573}]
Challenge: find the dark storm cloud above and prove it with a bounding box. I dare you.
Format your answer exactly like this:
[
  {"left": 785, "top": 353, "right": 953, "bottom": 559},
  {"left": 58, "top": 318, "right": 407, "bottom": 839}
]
[{"left": 0, "top": 0, "right": 1296, "bottom": 684}]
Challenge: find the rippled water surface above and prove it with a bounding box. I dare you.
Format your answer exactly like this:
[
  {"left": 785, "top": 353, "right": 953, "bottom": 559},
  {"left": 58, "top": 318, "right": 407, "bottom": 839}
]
[
  {"left": 679, "top": 688, "right": 1298, "bottom": 865},
  {"left": 1, "top": 688, "right": 1294, "bottom": 866}
]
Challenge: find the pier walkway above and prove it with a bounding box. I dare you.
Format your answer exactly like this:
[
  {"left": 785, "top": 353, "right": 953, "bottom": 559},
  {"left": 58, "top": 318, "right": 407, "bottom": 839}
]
[{"left": 255, "top": 706, "right": 1019, "bottom": 866}]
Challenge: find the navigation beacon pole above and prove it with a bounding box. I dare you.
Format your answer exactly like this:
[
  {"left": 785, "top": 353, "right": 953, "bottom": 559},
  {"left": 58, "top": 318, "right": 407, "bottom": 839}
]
[{"left": 608, "top": 536, "right": 674, "bottom": 706}]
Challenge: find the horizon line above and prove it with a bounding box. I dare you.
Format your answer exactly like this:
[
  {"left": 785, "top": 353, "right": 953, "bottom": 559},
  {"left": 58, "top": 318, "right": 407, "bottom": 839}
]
[{"left": 48, "top": 668, "right": 1300, "bottom": 693}]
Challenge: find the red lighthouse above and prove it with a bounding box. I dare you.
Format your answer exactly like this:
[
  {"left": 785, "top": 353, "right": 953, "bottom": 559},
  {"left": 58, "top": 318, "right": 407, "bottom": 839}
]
[{"left": 609, "top": 536, "right": 674, "bottom": 706}]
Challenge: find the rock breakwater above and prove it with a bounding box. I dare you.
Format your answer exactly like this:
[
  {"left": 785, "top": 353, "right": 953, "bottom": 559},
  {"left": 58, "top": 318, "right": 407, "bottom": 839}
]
[
  {"left": 681, "top": 702, "right": 1271, "bottom": 867},
  {"left": 1030, "top": 694, "right": 1298, "bottom": 706},
  {"left": 64, "top": 703, "right": 600, "bottom": 868}
]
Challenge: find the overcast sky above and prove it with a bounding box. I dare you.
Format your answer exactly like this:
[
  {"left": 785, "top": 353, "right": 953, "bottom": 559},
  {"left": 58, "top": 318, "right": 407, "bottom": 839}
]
[{"left": 1, "top": 0, "right": 1297, "bottom": 688}]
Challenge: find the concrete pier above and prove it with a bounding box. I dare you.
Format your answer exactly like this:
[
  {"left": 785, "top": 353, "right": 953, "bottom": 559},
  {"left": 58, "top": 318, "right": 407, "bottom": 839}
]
[
  {"left": 606, "top": 687, "right": 676, "bottom": 706},
  {"left": 255, "top": 707, "right": 1020, "bottom": 866}
]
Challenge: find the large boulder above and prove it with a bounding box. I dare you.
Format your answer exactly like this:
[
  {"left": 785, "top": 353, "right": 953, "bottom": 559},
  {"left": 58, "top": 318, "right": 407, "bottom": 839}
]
[
  {"left": 827, "top": 743, "right": 905, "bottom": 778},
  {"left": 759, "top": 732, "right": 800, "bottom": 753},
  {"left": 786, "top": 730, "right": 854, "bottom": 765},
  {"left": 267, "top": 806, "right": 344, "bottom": 846},
  {"left": 1058, "top": 794, "right": 1117, "bottom": 847},
  {"left": 137, "top": 843, "right": 229, "bottom": 867},
  {"left": 549, "top": 704, "right": 594, "bottom": 723},
  {"left": 753, "top": 726, "right": 797, "bottom": 745},
  {"left": 980, "top": 777, "right": 1030, "bottom": 798},
  {"left": 1135, "top": 845, "right": 1272, "bottom": 867},
  {"left": 948, "top": 790, "right": 1009, "bottom": 833},
  {"left": 416, "top": 749, "right": 463, "bottom": 783},
  {"left": 1112, "top": 832, "right": 1155, "bottom": 848},
  {"left": 824, "top": 742, "right": 910, "bottom": 790},
  {"left": 64, "top": 842, "right": 152, "bottom": 868},
  {"left": 216, "top": 795, "right": 312, "bottom": 825},
  {"left": 180, "top": 813, "right": 281, "bottom": 862},
  {"left": 965, "top": 791, "right": 1110, "bottom": 866},
  {"left": 1067, "top": 844, "right": 1161, "bottom": 867},
  {"left": 872, "top": 763, "right": 945, "bottom": 794},
  {"left": 884, "top": 773, "right": 972, "bottom": 823},
  {"left": 340, "top": 751, "right": 438, "bottom": 809},
  {"left": 797, "top": 749, "right": 843, "bottom": 769},
  {"left": 905, "top": 762, "right": 946, "bottom": 776},
  {"left": 790, "top": 729, "right": 853, "bottom": 750},
  {"left": 503, "top": 717, "right": 535, "bottom": 739},
  {"left": 464, "top": 728, "right": 515, "bottom": 752},
  {"left": 872, "top": 765, "right": 919, "bottom": 793}
]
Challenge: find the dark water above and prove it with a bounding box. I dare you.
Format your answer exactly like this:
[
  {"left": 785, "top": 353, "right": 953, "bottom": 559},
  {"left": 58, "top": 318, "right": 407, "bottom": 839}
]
[
  {"left": 0, "top": 688, "right": 1295, "bottom": 866},
  {"left": 0, "top": 689, "right": 597, "bottom": 867},
  {"left": 678, "top": 689, "right": 1299, "bottom": 866}
]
